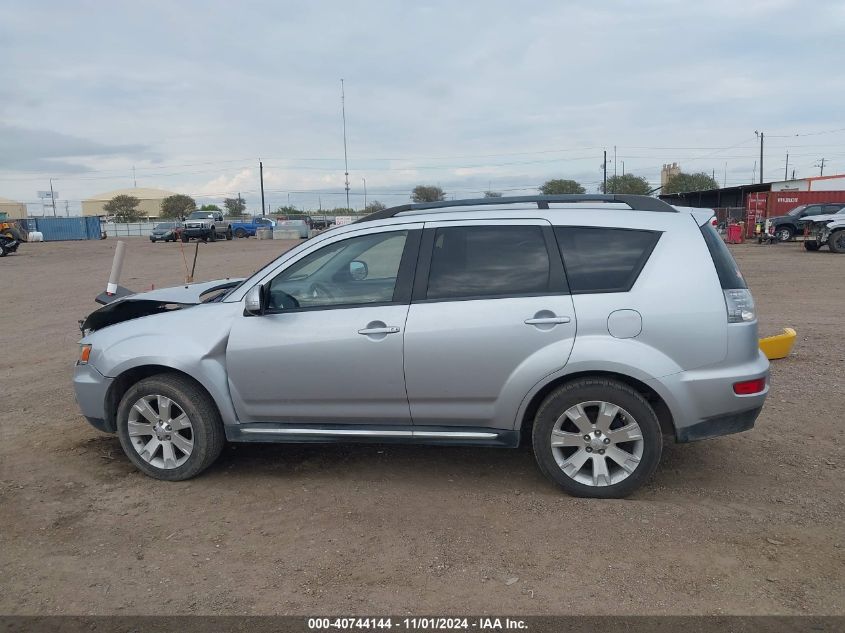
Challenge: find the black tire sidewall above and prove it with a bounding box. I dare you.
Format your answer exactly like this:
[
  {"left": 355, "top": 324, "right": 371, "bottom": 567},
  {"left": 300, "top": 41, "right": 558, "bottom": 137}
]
[
  {"left": 116, "top": 374, "right": 224, "bottom": 481},
  {"left": 830, "top": 231, "right": 845, "bottom": 253},
  {"left": 532, "top": 379, "right": 662, "bottom": 498}
]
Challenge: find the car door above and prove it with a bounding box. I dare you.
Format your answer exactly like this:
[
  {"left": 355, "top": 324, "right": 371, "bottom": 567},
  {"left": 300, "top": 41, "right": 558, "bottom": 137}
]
[
  {"left": 226, "top": 225, "right": 422, "bottom": 426},
  {"left": 403, "top": 219, "right": 576, "bottom": 431}
]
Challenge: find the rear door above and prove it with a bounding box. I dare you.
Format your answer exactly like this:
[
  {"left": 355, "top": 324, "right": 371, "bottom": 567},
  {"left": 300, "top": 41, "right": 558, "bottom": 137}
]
[{"left": 402, "top": 219, "right": 576, "bottom": 430}]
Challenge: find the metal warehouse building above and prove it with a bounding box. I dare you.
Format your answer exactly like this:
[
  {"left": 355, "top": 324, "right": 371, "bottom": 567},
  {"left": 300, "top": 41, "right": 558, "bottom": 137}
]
[
  {"left": 0, "top": 196, "right": 28, "bottom": 219},
  {"left": 81, "top": 187, "right": 178, "bottom": 218}
]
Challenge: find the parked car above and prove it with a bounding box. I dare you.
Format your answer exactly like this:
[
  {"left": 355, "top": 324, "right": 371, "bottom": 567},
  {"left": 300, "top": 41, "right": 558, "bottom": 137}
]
[
  {"left": 74, "top": 194, "right": 768, "bottom": 498},
  {"left": 182, "top": 210, "right": 233, "bottom": 242},
  {"left": 149, "top": 222, "right": 182, "bottom": 243},
  {"left": 767, "top": 203, "right": 845, "bottom": 241},
  {"left": 802, "top": 213, "right": 845, "bottom": 252},
  {"left": 276, "top": 214, "right": 314, "bottom": 229},
  {"left": 275, "top": 218, "right": 309, "bottom": 238},
  {"left": 231, "top": 216, "right": 276, "bottom": 238}
]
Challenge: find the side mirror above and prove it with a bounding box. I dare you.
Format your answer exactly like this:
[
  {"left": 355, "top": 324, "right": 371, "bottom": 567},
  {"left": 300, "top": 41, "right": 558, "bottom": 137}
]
[
  {"left": 349, "top": 260, "right": 368, "bottom": 281},
  {"left": 244, "top": 285, "right": 266, "bottom": 316}
]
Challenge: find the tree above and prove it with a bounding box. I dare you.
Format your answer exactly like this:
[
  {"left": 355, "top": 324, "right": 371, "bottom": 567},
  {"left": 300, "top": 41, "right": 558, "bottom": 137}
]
[
  {"left": 363, "top": 201, "right": 386, "bottom": 213},
  {"left": 663, "top": 172, "right": 720, "bottom": 194},
  {"left": 159, "top": 194, "right": 196, "bottom": 219},
  {"left": 411, "top": 185, "right": 446, "bottom": 203},
  {"left": 483, "top": 191, "right": 503, "bottom": 198},
  {"left": 275, "top": 205, "right": 303, "bottom": 215},
  {"left": 599, "top": 174, "right": 652, "bottom": 195},
  {"left": 223, "top": 197, "right": 247, "bottom": 216},
  {"left": 103, "top": 194, "right": 142, "bottom": 222},
  {"left": 200, "top": 204, "right": 221, "bottom": 212},
  {"left": 539, "top": 179, "right": 585, "bottom": 195}
]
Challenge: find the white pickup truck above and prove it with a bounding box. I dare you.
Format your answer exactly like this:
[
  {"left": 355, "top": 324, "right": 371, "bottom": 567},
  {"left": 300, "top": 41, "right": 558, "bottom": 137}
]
[{"left": 181, "top": 210, "right": 233, "bottom": 242}]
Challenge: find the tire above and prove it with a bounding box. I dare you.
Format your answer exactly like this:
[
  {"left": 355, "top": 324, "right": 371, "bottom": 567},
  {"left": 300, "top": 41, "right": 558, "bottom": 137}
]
[
  {"left": 804, "top": 240, "right": 820, "bottom": 251},
  {"left": 234, "top": 228, "right": 247, "bottom": 239},
  {"left": 181, "top": 234, "right": 189, "bottom": 243},
  {"left": 150, "top": 238, "right": 157, "bottom": 243},
  {"left": 116, "top": 373, "right": 225, "bottom": 481},
  {"left": 0, "top": 241, "right": 7, "bottom": 257},
  {"left": 209, "top": 228, "right": 217, "bottom": 242},
  {"left": 531, "top": 378, "right": 662, "bottom": 498},
  {"left": 828, "top": 230, "right": 845, "bottom": 254},
  {"left": 776, "top": 226, "right": 793, "bottom": 242},
  {"left": 225, "top": 228, "right": 233, "bottom": 241}
]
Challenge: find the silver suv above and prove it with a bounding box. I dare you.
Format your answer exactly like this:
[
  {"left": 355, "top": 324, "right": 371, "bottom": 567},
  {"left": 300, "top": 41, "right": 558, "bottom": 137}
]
[{"left": 73, "top": 195, "right": 769, "bottom": 498}]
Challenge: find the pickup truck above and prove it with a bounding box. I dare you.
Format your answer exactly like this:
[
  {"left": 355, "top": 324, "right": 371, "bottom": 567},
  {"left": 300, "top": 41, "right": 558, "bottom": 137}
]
[
  {"left": 230, "top": 216, "right": 276, "bottom": 238},
  {"left": 181, "top": 211, "right": 233, "bottom": 242}
]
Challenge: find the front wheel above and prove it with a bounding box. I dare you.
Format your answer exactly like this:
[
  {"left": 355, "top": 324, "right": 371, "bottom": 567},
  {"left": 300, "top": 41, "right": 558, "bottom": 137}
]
[
  {"left": 116, "top": 374, "right": 225, "bottom": 481},
  {"left": 208, "top": 229, "right": 217, "bottom": 242},
  {"left": 828, "top": 230, "right": 845, "bottom": 254},
  {"left": 804, "top": 240, "right": 820, "bottom": 251},
  {"left": 531, "top": 378, "right": 662, "bottom": 498},
  {"left": 181, "top": 234, "right": 189, "bottom": 243},
  {"left": 234, "top": 228, "right": 247, "bottom": 239},
  {"left": 776, "top": 226, "right": 793, "bottom": 242},
  {"left": 225, "top": 228, "right": 233, "bottom": 241}
]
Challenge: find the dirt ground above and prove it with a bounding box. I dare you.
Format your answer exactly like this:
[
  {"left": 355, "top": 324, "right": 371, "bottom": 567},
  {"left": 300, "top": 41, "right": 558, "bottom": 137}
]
[{"left": 1, "top": 236, "right": 842, "bottom": 616}]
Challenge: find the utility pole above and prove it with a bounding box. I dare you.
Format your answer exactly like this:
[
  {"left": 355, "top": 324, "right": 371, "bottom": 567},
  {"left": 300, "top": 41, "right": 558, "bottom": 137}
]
[
  {"left": 362, "top": 177, "right": 367, "bottom": 209},
  {"left": 613, "top": 146, "right": 617, "bottom": 186},
  {"left": 621, "top": 161, "right": 625, "bottom": 177},
  {"left": 602, "top": 150, "right": 607, "bottom": 193},
  {"left": 49, "top": 178, "right": 57, "bottom": 216},
  {"left": 724, "top": 162, "right": 728, "bottom": 188},
  {"left": 340, "top": 79, "right": 350, "bottom": 210},
  {"left": 237, "top": 191, "right": 243, "bottom": 215},
  {"left": 784, "top": 152, "right": 789, "bottom": 181},
  {"left": 132, "top": 166, "right": 137, "bottom": 188},
  {"left": 815, "top": 158, "right": 826, "bottom": 176},
  {"left": 64, "top": 200, "right": 69, "bottom": 217},
  {"left": 259, "top": 160, "right": 266, "bottom": 216},
  {"left": 755, "top": 130, "right": 764, "bottom": 184}
]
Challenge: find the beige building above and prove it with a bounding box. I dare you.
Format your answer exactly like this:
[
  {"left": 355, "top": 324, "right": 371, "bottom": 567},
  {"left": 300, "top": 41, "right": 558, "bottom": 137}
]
[
  {"left": 82, "top": 187, "right": 178, "bottom": 218},
  {"left": 660, "top": 163, "right": 681, "bottom": 189},
  {"left": 0, "top": 196, "right": 28, "bottom": 219}
]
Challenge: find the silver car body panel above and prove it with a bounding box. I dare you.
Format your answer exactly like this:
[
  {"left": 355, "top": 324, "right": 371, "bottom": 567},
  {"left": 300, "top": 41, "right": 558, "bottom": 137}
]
[{"left": 74, "top": 202, "right": 768, "bottom": 442}]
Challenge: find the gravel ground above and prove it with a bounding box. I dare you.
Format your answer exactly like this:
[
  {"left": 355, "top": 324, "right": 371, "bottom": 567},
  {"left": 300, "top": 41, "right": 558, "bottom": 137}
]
[{"left": 1, "top": 236, "right": 842, "bottom": 615}]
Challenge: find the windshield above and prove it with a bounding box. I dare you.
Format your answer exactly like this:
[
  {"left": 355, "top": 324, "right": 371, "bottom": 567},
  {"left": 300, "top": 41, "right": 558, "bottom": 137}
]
[
  {"left": 154, "top": 223, "right": 174, "bottom": 229},
  {"left": 787, "top": 205, "right": 808, "bottom": 217},
  {"left": 188, "top": 211, "right": 214, "bottom": 219}
]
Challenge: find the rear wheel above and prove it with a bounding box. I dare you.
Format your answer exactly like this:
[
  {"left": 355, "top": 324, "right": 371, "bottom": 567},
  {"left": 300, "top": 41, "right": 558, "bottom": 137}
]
[
  {"left": 0, "top": 241, "right": 7, "bottom": 257},
  {"left": 804, "top": 240, "right": 820, "bottom": 251},
  {"left": 829, "top": 230, "right": 845, "bottom": 253},
  {"left": 234, "top": 228, "right": 247, "bottom": 238},
  {"left": 776, "top": 226, "right": 793, "bottom": 242},
  {"left": 531, "top": 378, "right": 662, "bottom": 498},
  {"left": 116, "top": 374, "right": 225, "bottom": 481}
]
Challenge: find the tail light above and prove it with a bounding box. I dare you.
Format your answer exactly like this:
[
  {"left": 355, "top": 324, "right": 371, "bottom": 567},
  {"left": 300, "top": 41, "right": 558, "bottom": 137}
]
[
  {"left": 724, "top": 289, "right": 756, "bottom": 323},
  {"left": 733, "top": 377, "right": 767, "bottom": 395}
]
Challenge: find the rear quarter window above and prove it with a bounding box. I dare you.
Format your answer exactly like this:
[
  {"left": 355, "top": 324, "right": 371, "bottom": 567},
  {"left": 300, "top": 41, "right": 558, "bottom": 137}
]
[
  {"left": 699, "top": 222, "right": 747, "bottom": 289},
  {"left": 554, "top": 226, "right": 661, "bottom": 293}
]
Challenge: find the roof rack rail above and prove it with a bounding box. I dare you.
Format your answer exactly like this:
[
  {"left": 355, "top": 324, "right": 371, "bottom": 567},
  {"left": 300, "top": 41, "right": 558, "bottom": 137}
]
[{"left": 356, "top": 194, "right": 677, "bottom": 223}]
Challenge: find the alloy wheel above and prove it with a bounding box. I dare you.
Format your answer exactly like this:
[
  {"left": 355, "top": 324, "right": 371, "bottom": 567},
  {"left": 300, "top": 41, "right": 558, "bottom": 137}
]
[
  {"left": 127, "top": 394, "right": 194, "bottom": 469},
  {"left": 550, "top": 401, "right": 644, "bottom": 487}
]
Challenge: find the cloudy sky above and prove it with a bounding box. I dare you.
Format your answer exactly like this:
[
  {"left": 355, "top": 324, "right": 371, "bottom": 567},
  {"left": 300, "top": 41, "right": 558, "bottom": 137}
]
[{"left": 1, "top": 0, "right": 844, "bottom": 214}]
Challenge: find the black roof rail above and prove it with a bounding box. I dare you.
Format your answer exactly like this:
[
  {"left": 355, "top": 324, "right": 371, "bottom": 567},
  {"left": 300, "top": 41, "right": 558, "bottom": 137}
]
[{"left": 355, "top": 194, "right": 677, "bottom": 223}]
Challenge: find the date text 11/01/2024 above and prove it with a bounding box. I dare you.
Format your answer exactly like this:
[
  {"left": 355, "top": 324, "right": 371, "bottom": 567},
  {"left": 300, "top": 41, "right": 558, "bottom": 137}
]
[{"left": 307, "top": 617, "right": 528, "bottom": 630}]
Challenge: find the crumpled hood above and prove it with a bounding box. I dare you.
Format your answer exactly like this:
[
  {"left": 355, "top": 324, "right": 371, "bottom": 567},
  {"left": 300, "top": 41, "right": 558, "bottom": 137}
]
[{"left": 81, "top": 278, "right": 243, "bottom": 332}]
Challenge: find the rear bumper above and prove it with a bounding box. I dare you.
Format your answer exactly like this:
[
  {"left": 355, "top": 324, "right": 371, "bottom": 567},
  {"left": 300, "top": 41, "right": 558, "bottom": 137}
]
[
  {"left": 675, "top": 406, "right": 762, "bottom": 442},
  {"left": 648, "top": 349, "right": 770, "bottom": 443}
]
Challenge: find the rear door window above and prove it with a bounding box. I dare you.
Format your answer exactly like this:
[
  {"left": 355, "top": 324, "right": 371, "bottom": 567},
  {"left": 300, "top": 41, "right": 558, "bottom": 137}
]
[
  {"left": 425, "top": 225, "right": 551, "bottom": 300},
  {"left": 554, "top": 227, "right": 661, "bottom": 293}
]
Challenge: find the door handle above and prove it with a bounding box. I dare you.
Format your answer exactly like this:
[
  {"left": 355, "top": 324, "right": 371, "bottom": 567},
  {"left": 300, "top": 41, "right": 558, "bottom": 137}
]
[
  {"left": 357, "top": 326, "right": 401, "bottom": 335},
  {"left": 524, "top": 316, "right": 571, "bottom": 325}
]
